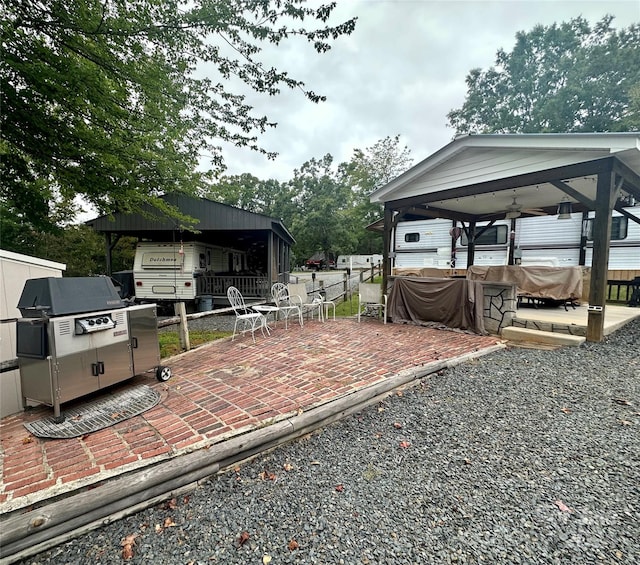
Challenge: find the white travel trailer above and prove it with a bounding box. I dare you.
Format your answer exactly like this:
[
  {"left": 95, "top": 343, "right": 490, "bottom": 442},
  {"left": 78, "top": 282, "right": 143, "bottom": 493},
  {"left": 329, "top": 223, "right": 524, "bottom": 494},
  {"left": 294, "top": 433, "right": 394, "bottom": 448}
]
[
  {"left": 392, "top": 206, "right": 640, "bottom": 277},
  {"left": 336, "top": 254, "right": 384, "bottom": 270},
  {"left": 133, "top": 241, "right": 246, "bottom": 305}
]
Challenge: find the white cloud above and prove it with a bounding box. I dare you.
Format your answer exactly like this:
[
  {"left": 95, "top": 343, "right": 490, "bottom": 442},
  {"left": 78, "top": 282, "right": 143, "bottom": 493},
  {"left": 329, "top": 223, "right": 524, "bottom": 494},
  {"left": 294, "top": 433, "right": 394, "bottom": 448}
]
[{"left": 214, "top": 0, "right": 640, "bottom": 182}]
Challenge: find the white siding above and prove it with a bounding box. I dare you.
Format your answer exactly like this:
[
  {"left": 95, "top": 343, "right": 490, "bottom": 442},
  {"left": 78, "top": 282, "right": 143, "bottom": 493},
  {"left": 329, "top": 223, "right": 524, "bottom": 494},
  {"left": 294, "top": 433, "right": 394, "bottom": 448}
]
[
  {"left": 399, "top": 148, "right": 610, "bottom": 200},
  {"left": 0, "top": 250, "right": 66, "bottom": 418}
]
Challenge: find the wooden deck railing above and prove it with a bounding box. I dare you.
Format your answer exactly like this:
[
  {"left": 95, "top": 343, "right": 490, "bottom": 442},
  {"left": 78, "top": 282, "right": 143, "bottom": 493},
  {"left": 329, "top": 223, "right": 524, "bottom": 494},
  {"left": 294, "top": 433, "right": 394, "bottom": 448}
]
[{"left": 196, "top": 275, "right": 270, "bottom": 298}]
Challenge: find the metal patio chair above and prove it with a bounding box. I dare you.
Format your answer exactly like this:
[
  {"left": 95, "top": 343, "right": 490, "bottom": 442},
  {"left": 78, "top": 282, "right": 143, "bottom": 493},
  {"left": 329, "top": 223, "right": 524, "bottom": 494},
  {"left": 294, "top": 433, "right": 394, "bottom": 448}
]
[
  {"left": 287, "top": 282, "right": 324, "bottom": 322},
  {"left": 357, "top": 283, "right": 387, "bottom": 324},
  {"left": 227, "top": 286, "right": 268, "bottom": 342},
  {"left": 271, "top": 283, "right": 303, "bottom": 329}
]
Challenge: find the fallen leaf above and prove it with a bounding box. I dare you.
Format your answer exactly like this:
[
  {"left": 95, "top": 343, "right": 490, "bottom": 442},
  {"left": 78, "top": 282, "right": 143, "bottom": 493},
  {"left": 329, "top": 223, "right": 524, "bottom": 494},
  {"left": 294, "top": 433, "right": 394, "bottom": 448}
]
[
  {"left": 377, "top": 405, "right": 385, "bottom": 412},
  {"left": 237, "top": 531, "right": 250, "bottom": 548},
  {"left": 121, "top": 534, "right": 138, "bottom": 546},
  {"left": 163, "top": 517, "right": 176, "bottom": 528},
  {"left": 463, "top": 458, "right": 472, "bottom": 465},
  {"left": 555, "top": 500, "right": 572, "bottom": 513},
  {"left": 288, "top": 539, "right": 299, "bottom": 551},
  {"left": 399, "top": 441, "right": 411, "bottom": 449},
  {"left": 263, "top": 555, "right": 272, "bottom": 564},
  {"left": 335, "top": 484, "right": 344, "bottom": 492},
  {"left": 183, "top": 495, "right": 190, "bottom": 504},
  {"left": 165, "top": 498, "right": 177, "bottom": 510},
  {"left": 283, "top": 463, "right": 294, "bottom": 472},
  {"left": 297, "top": 408, "right": 304, "bottom": 416},
  {"left": 122, "top": 544, "right": 134, "bottom": 560},
  {"left": 310, "top": 461, "right": 321, "bottom": 466},
  {"left": 396, "top": 391, "right": 404, "bottom": 397},
  {"left": 111, "top": 412, "right": 121, "bottom": 419},
  {"left": 393, "top": 422, "right": 403, "bottom": 429},
  {"left": 21, "top": 436, "right": 33, "bottom": 445},
  {"left": 155, "top": 523, "right": 163, "bottom": 533},
  {"left": 120, "top": 533, "right": 138, "bottom": 560},
  {"left": 560, "top": 407, "right": 572, "bottom": 414},
  {"left": 619, "top": 419, "right": 632, "bottom": 426},
  {"left": 258, "top": 470, "right": 276, "bottom": 481}
]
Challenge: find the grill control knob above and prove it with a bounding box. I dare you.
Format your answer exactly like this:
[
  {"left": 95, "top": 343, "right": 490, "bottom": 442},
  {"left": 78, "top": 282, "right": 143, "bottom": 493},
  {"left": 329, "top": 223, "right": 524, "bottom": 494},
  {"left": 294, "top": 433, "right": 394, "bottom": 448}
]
[
  {"left": 88, "top": 319, "right": 95, "bottom": 326},
  {"left": 103, "top": 317, "right": 109, "bottom": 324},
  {"left": 96, "top": 318, "right": 102, "bottom": 325}
]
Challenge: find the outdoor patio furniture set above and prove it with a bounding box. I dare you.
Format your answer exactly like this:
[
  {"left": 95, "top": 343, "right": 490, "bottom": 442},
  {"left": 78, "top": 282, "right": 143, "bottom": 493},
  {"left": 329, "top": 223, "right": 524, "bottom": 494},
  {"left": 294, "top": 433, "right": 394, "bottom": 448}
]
[{"left": 227, "top": 282, "right": 387, "bottom": 342}]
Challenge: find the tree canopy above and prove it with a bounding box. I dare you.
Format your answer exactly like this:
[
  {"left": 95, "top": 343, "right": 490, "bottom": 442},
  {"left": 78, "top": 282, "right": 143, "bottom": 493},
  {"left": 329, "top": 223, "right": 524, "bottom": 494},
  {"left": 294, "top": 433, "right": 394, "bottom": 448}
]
[
  {"left": 0, "top": 0, "right": 356, "bottom": 241},
  {"left": 447, "top": 16, "right": 640, "bottom": 134},
  {"left": 207, "top": 136, "right": 412, "bottom": 264}
]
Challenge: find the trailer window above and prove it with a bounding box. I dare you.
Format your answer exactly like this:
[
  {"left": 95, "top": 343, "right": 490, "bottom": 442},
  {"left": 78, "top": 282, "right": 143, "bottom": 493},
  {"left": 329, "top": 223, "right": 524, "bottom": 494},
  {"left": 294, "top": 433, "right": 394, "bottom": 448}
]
[
  {"left": 460, "top": 225, "right": 508, "bottom": 246},
  {"left": 585, "top": 216, "right": 628, "bottom": 241},
  {"left": 405, "top": 233, "right": 420, "bottom": 243}
]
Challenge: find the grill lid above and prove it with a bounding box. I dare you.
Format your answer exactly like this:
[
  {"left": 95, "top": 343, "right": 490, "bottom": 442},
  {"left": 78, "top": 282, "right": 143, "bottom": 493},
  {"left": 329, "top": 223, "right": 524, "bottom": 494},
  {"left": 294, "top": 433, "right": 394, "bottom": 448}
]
[{"left": 18, "top": 277, "right": 125, "bottom": 318}]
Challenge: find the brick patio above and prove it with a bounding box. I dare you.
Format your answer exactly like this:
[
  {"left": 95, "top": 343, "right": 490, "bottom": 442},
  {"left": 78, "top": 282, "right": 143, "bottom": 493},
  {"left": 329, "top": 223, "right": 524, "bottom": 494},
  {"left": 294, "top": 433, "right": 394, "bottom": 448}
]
[{"left": 0, "top": 318, "right": 502, "bottom": 513}]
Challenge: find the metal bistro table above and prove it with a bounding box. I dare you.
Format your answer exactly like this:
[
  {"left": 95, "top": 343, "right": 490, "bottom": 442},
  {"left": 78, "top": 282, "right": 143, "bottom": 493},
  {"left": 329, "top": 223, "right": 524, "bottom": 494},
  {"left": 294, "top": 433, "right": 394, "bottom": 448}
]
[{"left": 251, "top": 304, "right": 280, "bottom": 332}]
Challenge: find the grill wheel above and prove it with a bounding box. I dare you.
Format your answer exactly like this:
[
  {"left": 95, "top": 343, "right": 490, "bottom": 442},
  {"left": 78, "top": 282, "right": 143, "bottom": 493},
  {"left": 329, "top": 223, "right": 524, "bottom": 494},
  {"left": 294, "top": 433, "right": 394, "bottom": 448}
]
[{"left": 156, "top": 366, "right": 172, "bottom": 382}]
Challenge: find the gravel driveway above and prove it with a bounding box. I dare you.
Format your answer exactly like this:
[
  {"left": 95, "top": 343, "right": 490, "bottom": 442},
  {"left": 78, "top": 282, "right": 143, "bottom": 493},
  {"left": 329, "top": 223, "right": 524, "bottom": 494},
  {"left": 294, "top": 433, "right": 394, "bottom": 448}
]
[{"left": 23, "top": 318, "right": 639, "bottom": 565}]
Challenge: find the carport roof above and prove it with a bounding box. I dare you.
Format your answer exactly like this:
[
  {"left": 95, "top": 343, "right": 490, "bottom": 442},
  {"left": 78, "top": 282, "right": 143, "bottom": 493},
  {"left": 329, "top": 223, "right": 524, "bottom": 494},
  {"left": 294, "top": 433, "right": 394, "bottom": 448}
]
[
  {"left": 86, "top": 193, "right": 295, "bottom": 245},
  {"left": 370, "top": 132, "right": 640, "bottom": 223}
]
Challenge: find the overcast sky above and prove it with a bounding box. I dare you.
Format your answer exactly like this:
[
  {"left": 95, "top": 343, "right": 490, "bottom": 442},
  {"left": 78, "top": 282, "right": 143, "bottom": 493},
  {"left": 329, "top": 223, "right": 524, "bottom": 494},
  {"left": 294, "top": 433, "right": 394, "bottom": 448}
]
[{"left": 217, "top": 0, "right": 640, "bottom": 182}]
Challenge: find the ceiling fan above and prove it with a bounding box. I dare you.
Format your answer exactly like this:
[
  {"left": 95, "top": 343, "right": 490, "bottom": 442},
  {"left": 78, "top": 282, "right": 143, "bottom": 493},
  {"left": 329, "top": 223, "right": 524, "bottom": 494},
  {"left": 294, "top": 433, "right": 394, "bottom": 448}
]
[{"left": 504, "top": 197, "right": 546, "bottom": 219}]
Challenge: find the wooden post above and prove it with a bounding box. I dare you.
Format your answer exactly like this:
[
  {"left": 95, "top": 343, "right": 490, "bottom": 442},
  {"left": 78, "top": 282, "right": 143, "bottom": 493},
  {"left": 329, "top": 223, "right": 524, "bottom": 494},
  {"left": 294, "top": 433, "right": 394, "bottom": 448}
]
[
  {"left": 507, "top": 218, "right": 516, "bottom": 266},
  {"left": 174, "top": 302, "right": 190, "bottom": 351},
  {"left": 104, "top": 233, "right": 112, "bottom": 276},
  {"left": 383, "top": 205, "right": 393, "bottom": 293},
  {"left": 579, "top": 210, "right": 589, "bottom": 266},
  {"left": 587, "top": 170, "right": 615, "bottom": 342},
  {"left": 466, "top": 220, "right": 476, "bottom": 268}
]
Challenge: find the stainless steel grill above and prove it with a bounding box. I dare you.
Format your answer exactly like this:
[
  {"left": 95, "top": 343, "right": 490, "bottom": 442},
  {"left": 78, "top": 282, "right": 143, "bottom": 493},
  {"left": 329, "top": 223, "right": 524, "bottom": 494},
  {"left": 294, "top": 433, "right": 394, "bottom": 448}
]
[{"left": 16, "top": 277, "right": 170, "bottom": 422}]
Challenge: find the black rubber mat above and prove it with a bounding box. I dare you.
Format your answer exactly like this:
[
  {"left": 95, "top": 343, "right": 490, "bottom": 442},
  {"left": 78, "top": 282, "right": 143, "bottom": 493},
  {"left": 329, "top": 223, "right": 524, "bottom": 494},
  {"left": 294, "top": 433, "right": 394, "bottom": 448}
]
[{"left": 24, "top": 385, "right": 161, "bottom": 439}]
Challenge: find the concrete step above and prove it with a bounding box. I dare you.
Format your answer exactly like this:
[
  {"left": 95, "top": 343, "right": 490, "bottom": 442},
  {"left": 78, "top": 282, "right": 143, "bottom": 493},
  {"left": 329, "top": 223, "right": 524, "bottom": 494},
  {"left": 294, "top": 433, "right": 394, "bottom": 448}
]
[{"left": 501, "top": 326, "right": 586, "bottom": 347}]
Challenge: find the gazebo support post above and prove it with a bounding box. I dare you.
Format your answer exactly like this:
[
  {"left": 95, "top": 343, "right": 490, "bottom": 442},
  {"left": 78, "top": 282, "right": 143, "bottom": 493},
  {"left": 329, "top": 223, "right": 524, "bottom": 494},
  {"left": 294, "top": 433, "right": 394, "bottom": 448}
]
[
  {"left": 587, "top": 170, "right": 616, "bottom": 342},
  {"left": 382, "top": 205, "right": 394, "bottom": 293}
]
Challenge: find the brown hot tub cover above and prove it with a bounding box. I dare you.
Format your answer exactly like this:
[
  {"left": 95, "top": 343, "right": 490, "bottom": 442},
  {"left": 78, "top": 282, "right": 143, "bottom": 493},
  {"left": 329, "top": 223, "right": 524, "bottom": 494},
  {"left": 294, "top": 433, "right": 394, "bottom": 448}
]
[
  {"left": 388, "top": 277, "right": 486, "bottom": 334},
  {"left": 467, "top": 265, "right": 583, "bottom": 301}
]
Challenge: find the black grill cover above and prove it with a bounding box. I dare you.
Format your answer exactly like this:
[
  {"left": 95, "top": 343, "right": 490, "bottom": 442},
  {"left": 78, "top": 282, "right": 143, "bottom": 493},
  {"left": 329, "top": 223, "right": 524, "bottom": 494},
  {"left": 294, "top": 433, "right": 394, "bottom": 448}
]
[{"left": 18, "top": 277, "right": 125, "bottom": 317}]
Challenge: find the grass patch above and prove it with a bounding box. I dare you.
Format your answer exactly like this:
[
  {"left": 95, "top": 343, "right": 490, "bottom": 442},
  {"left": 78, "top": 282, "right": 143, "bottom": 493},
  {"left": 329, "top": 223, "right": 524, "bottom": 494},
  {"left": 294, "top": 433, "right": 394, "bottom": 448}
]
[
  {"left": 159, "top": 329, "right": 232, "bottom": 359},
  {"left": 333, "top": 277, "right": 384, "bottom": 318}
]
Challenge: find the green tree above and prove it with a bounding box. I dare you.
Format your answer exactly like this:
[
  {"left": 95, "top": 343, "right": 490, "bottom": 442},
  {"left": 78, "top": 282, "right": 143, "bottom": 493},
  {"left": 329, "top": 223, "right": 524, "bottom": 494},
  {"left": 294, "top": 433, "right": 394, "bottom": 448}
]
[
  {"left": 447, "top": 16, "right": 640, "bottom": 134},
  {"left": 340, "top": 135, "right": 413, "bottom": 254},
  {"left": 208, "top": 173, "right": 296, "bottom": 225},
  {"left": 288, "top": 154, "right": 355, "bottom": 263},
  {"left": 20, "top": 225, "right": 137, "bottom": 276},
  {"left": 1, "top": 0, "right": 356, "bottom": 246}
]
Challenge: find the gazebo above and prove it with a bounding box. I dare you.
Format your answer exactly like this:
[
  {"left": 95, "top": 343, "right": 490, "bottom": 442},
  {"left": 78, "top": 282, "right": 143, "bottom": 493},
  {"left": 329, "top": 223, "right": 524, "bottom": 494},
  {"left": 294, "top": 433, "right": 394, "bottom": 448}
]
[{"left": 369, "top": 132, "right": 640, "bottom": 342}]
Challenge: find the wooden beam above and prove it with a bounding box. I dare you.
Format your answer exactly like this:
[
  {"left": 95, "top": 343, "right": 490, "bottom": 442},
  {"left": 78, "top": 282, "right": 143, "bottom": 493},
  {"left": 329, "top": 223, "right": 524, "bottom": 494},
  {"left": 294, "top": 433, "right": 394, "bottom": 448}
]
[
  {"left": 615, "top": 206, "right": 640, "bottom": 227},
  {"left": 405, "top": 205, "right": 479, "bottom": 223},
  {"left": 549, "top": 180, "right": 596, "bottom": 209},
  {"left": 587, "top": 171, "right": 615, "bottom": 342},
  {"left": 384, "top": 156, "right": 615, "bottom": 211},
  {"left": 612, "top": 156, "right": 640, "bottom": 200}
]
